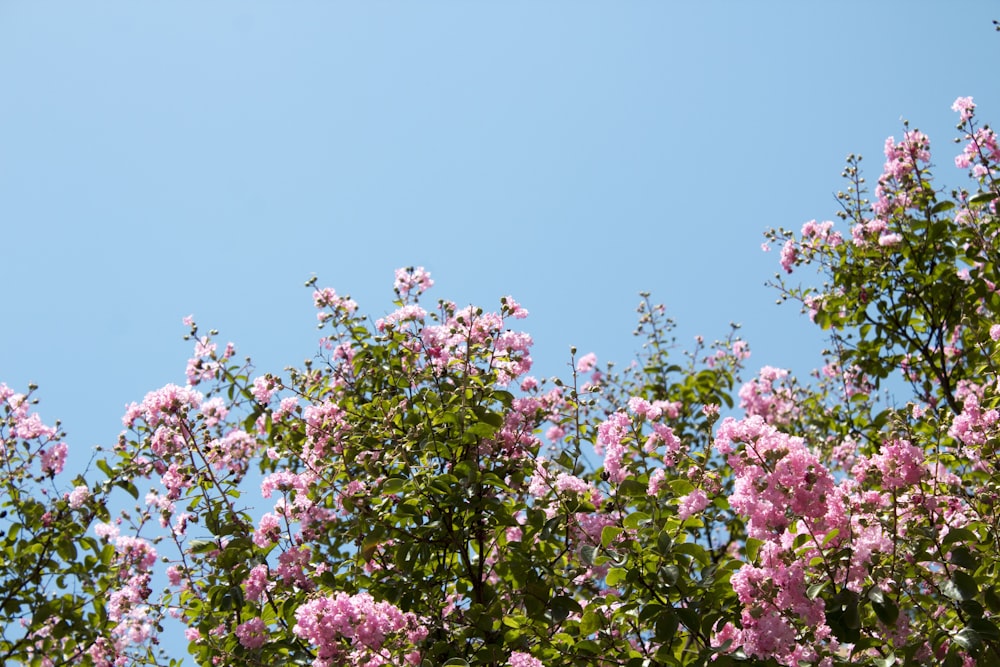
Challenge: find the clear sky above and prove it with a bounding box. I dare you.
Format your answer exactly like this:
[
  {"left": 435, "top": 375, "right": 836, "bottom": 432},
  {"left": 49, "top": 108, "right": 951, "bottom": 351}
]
[
  {"left": 2, "top": 0, "right": 999, "bottom": 516},
  {"left": 2, "top": 3, "right": 999, "bottom": 663}
]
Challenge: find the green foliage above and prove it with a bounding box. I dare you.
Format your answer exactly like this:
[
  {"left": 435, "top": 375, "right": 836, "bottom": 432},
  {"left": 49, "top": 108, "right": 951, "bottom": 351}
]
[{"left": 7, "top": 97, "right": 1000, "bottom": 667}]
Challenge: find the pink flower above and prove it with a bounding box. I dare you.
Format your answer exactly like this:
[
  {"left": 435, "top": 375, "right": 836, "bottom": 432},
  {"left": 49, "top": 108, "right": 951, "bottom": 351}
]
[
  {"left": 627, "top": 396, "right": 661, "bottom": 421},
  {"left": 235, "top": 618, "right": 267, "bottom": 650},
  {"left": 878, "top": 232, "right": 903, "bottom": 247},
  {"left": 200, "top": 397, "right": 228, "bottom": 427},
  {"left": 868, "top": 439, "right": 925, "bottom": 489},
  {"left": 779, "top": 239, "right": 798, "bottom": 273},
  {"left": 251, "top": 376, "right": 278, "bottom": 404},
  {"left": 375, "top": 304, "right": 427, "bottom": 332},
  {"left": 509, "top": 652, "right": 543, "bottom": 667},
  {"left": 990, "top": 324, "right": 1000, "bottom": 341},
  {"left": 678, "top": 489, "right": 709, "bottom": 520},
  {"left": 576, "top": 352, "right": 598, "bottom": 373},
  {"left": 253, "top": 512, "right": 282, "bottom": 548},
  {"left": 597, "top": 412, "right": 631, "bottom": 483},
  {"left": 40, "top": 442, "right": 67, "bottom": 475},
  {"left": 68, "top": 485, "right": 90, "bottom": 508},
  {"left": 243, "top": 564, "right": 271, "bottom": 602},
  {"left": 647, "top": 468, "right": 666, "bottom": 496},
  {"left": 393, "top": 266, "right": 434, "bottom": 297},
  {"left": 502, "top": 295, "right": 529, "bottom": 319},
  {"left": 166, "top": 565, "right": 183, "bottom": 587},
  {"left": 952, "top": 96, "right": 975, "bottom": 122},
  {"left": 292, "top": 592, "right": 427, "bottom": 662},
  {"left": 313, "top": 287, "right": 358, "bottom": 315}
]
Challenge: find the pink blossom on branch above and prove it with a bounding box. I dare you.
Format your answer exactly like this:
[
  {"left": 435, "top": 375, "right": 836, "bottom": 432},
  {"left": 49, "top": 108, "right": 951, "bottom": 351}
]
[
  {"left": 576, "top": 352, "right": 598, "bottom": 373},
  {"left": 393, "top": 266, "right": 434, "bottom": 298},
  {"left": 952, "top": 96, "right": 975, "bottom": 122},
  {"left": 292, "top": 592, "right": 427, "bottom": 667}
]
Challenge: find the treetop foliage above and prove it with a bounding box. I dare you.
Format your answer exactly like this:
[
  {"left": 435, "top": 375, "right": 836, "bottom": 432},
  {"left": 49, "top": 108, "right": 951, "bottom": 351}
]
[{"left": 5, "top": 97, "right": 1000, "bottom": 666}]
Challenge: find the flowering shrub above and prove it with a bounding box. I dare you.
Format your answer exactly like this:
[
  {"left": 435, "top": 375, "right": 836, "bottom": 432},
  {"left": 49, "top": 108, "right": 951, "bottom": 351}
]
[{"left": 5, "top": 95, "right": 1000, "bottom": 667}]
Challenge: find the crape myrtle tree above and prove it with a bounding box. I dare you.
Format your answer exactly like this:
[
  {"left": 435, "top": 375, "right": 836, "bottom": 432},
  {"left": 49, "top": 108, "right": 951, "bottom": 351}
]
[{"left": 4, "top": 95, "right": 1000, "bottom": 666}]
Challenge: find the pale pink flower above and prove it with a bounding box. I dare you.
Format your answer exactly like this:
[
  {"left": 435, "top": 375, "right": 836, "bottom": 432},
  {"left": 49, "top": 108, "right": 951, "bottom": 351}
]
[
  {"left": 952, "top": 96, "right": 975, "bottom": 122},
  {"left": 40, "top": 442, "right": 67, "bottom": 475},
  {"left": 502, "top": 295, "right": 529, "bottom": 319},
  {"left": 393, "top": 266, "right": 434, "bottom": 297},
  {"left": 509, "top": 652, "right": 543, "bottom": 667},
  {"left": 779, "top": 239, "right": 798, "bottom": 273},
  {"left": 68, "top": 485, "right": 90, "bottom": 508},
  {"left": 235, "top": 618, "right": 267, "bottom": 650},
  {"left": 647, "top": 468, "right": 666, "bottom": 496},
  {"left": 576, "top": 352, "right": 598, "bottom": 373},
  {"left": 678, "top": 489, "right": 709, "bottom": 520}
]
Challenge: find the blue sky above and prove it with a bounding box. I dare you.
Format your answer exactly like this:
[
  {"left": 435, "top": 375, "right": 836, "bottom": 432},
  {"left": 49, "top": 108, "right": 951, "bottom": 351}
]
[{"left": 2, "top": 3, "right": 999, "bottom": 495}]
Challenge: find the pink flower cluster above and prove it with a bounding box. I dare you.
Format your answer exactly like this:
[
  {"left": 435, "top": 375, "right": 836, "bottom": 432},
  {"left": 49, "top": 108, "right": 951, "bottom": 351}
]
[
  {"left": 292, "top": 592, "right": 427, "bottom": 667},
  {"left": 374, "top": 298, "right": 535, "bottom": 387},
  {"left": 948, "top": 392, "right": 999, "bottom": 448},
  {"left": 393, "top": 266, "right": 434, "bottom": 298},
  {"left": 846, "top": 130, "right": 933, "bottom": 248},
  {"left": 314, "top": 286, "right": 359, "bottom": 315},
  {"left": 97, "top": 530, "right": 160, "bottom": 657},
  {"left": 739, "top": 366, "right": 798, "bottom": 426},
  {"left": 952, "top": 97, "right": 1000, "bottom": 180},
  {"left": 122, "top": 384, "right": 203, "bottom": 429},
  {"left": 508, "top": 652, "right": 543, "bottom": 667},
  {"left": 716, "top": 416, "right": 836, "bottom": 539},
  {"left": 1, "top": 383, "right": 68, "bottom": 476},
  {"left": 778, "top": 221, "right": 844, "bottom": 274},
  {"left": 597, "top": 412, "right": 631, "bottom": 483},
  {"left": 184, "top": 333, "right": 233, "bottom": 386},
  {"left": 717, "top": 540, "right": 831, "bottom": 666}
]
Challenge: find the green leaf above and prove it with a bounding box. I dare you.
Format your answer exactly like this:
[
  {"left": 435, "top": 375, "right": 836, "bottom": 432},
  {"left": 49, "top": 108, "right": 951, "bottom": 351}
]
[
  {"left": 942, "top": 527, "right": 977, "bottom": 547},
  {"left": 969, "top": 191, "right": 998, "bottom": 206},
  {"left": 623, "top": 511, "right": 650, "bottom": 530},
  {"left": 579, "top": 610, "right": 601, "bottom": 636},
  {"left": 606, "top": 567, "right": 627, "bottom": 587},
  {"left": 970, "top": 618, "right": 1000, "bottom": 641},
  {"left": 188, "top": 539, "right": 216, "bottom": 554},
  {"left": 868, "top": 589, "right": 899, "bottom": 626},
  {"left": 654, "top": 611, "right": 678, "bottom": 644},
  {"left": 56, "top": 538, "right": 77, "bottom": 562},
  {"left": 466, "top": 422, "right": 496, "bottom": 438},
  {"left": 953, "top": 627, "right": 983, "bottom": 652},
  {"left": 617, "top": 480, "right": 648, "bottom": 497},
  {"left": 673, "top": 541, "right": 709, "bottom": 565},
  {"left": 442, "top": 660, "right": 470, "bottom": 667},
  {"left": 656, "top": 532, "right": 673, "bottom": 556},
  {"left": 745, "top": 538, "right": 762, "bottom": 561},
  {"left": 381, "top": 477, "right": 407, "bottom": 495},
  {"left": 116, "top": 480, "right": 139, "bottom": 500},
  {"left": 873, "top": 654, "right": 897, "bottom": 667},
  {"left": 944, "top": 571, "right": 978, "bottom": 602},
  {"left": 985, "top": 588, "right": 1000, "bottom": 613},
  {"left": 579, "top": 545, "right": 598, "bottom": 566},
  {"left": 601, "top": 525, "right": 623, "bottom": 549},
  {"left": 549, "top": 595, "right": 582, "bottom": 622},
  {"left": 949, "top": 545, "right": 979, "bottom": 571},
  {"left": 96, "top": 459, "right": 113, "bottom": 479},
  {"left": 807, "top": 582, "right": 827, "bottom": 600}
]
